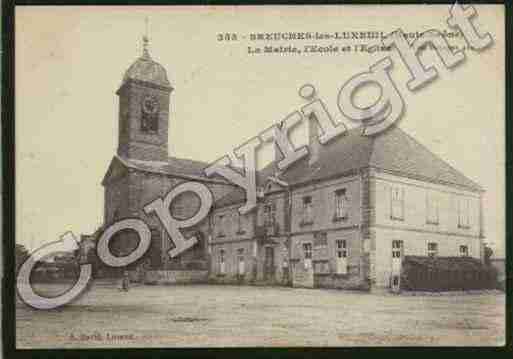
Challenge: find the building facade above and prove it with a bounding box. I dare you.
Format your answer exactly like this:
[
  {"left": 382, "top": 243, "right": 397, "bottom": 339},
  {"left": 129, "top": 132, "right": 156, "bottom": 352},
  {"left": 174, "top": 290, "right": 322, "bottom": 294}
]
[
  {"left": 208, "top": 120, "right": 484, "bottom": 290},
  {"left": 100, "top": 41, "right": 485, "bottom": 290}
]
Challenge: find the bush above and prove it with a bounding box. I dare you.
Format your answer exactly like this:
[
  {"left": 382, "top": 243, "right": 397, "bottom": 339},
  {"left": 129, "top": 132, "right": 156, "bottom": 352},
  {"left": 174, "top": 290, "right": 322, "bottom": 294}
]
[{"left": 401, "top": 256, "right": 498, "bottom": 291}]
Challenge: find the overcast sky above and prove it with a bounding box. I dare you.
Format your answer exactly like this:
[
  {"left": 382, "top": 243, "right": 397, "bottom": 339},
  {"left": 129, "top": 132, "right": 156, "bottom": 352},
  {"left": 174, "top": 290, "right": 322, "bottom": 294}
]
[{"left": 15, "top": 5, "right": 505, "bottom": 257}]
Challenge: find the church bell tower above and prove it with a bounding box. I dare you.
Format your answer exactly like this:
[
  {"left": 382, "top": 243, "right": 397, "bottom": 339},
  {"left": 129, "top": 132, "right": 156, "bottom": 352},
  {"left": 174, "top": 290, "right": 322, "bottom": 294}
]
[{"left": 116, "top": 34, "right": 173, "bottom": 162}]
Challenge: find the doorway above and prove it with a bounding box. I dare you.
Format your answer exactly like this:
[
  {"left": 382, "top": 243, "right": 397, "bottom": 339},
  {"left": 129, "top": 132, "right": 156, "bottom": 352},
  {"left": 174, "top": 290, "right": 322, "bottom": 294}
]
[{"left": 264, "top": 246, "right": 275, "bottom": 280}]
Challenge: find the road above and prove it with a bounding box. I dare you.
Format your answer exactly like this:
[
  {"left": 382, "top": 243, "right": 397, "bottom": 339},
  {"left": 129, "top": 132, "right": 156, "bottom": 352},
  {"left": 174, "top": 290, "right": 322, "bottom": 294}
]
[{"left": 16, "top": 282, "right": 505, "bottom": 348}]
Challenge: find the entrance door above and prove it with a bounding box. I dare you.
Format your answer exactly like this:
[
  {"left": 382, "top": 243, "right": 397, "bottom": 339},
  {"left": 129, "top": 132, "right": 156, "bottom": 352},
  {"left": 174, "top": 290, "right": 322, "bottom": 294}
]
[
  {"left": 391, "top": 240, "right": 403, "bottom": 292},
  {"left": 264, "top": 246, "right": 275, "bottom": 280}
]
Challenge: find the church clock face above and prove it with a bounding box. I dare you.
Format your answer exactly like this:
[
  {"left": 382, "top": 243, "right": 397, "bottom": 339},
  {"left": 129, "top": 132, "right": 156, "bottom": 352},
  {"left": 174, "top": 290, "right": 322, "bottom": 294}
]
[{"left": 141, "top": 95, "right": 159, "bottom": 133}]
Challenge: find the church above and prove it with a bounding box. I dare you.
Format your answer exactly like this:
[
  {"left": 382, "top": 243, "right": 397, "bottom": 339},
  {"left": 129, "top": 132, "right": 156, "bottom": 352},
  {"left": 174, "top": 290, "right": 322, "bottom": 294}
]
[{"left": 99, "top": 38, "right": 487, "bottom": 290}]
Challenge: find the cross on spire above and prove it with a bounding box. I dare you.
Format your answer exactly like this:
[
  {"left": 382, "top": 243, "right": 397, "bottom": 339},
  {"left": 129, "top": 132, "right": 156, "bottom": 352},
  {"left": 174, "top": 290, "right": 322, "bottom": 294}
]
[{"left": 142, "top": 16, "right": 151, "bottom": 59}]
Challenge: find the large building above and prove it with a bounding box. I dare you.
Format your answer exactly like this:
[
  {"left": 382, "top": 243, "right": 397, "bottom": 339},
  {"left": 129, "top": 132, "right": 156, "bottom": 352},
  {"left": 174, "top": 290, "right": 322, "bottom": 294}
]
[{"left": 100, "top": 40, "right": 485, "bottom": 290}]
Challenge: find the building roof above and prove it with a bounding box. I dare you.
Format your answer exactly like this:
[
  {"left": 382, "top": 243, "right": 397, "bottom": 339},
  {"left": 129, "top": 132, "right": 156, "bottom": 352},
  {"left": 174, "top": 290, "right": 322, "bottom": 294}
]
[
  {"left": 214, "top": 188, "right": 247, "bottom": 209},
  {"left": 105, "top": 125, "right": 482, "bottom": 207},
  {"left": 278, "top": 125, "right": 483, "bottom": 192},
  {"left": 213, "top": 161, "right": 276, "bottom": 208},
  {"left": 103, "top": 155, "right": 233, "bottom": 185},
  {"left": 212, "top": 125, "right": 483, "bottom": 208},
  {"left": 120, "top": 156, "right": 210, "bottom": 179}
]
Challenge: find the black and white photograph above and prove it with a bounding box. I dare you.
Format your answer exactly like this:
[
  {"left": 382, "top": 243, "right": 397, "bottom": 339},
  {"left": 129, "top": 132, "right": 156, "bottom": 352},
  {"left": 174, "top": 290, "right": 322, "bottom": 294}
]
[{"left": 7, "top": 3, "right": 508, "bottom": 351}]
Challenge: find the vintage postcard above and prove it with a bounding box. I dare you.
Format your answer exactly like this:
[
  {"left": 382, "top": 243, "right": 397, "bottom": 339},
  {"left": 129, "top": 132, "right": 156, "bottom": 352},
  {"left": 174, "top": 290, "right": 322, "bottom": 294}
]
[{"left": 12, "top": 4, "right": 506, "bottom": 350}]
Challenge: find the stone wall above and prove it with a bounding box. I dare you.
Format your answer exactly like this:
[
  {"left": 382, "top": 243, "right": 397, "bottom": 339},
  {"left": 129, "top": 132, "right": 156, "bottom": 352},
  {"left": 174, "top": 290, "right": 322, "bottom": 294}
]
[
  {"left": 290, "top": 229, "right": 361, "bottom": 273},
  {"left": 291, "top": 262, "right": 314, "bottom": 288},
  {"left": 290, "top": 175, "right": 361, "bottom": 233},
  {"left": 210, "top": 239, "right": 256, "bottom": 281},
  {"left": 370, "top": 170, "right": 482, "bottom": 238},
  {"left": 314, "top": 273, "right": 369, "bottom": 290},
  {"left": 144, "top": 270, "right": 209, "bottom": 285},
  {"left": 104, "top": 175, "right": 129, "bottom": 224},
  {"left": 211, "top": 203, "right": 256, "bottom": 242}
]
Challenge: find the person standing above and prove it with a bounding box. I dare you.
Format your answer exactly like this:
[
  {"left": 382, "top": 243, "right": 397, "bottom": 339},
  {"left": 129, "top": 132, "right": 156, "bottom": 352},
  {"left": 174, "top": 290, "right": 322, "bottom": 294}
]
[{"left": 120, "top": 270, "right": 130, "bottom": 292}]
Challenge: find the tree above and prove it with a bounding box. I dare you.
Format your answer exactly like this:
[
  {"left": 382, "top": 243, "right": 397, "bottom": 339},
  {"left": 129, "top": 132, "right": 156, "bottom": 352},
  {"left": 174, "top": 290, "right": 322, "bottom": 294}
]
[
  {"left": 484, "top": 245, "right": 493, "bottom": 266},
  {"left": 15, "top": 243, "right": 30, "bottom": 274}
]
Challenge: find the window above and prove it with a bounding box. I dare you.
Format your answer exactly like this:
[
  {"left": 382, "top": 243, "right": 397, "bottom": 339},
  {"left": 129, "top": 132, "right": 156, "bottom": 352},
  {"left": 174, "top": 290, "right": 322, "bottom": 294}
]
[
  {"left": 390, "top": 187, "right": 405, "bottom": 220},
  {"left": 336, "top": 240, "right": 348, "bottom": 274},
  {"left": 391, "top": 240, "right": 403, "bottom": 275},
  {"left": 303, "top": 243, "right": 313, "bottom": 259},
  {"left": 334, "top": 189, "right": 349, "bottom": 220},
  {"left": 314, "top": 232, "right": 327, "bottom": 247},
  {"left": 263, "top": 202, "right": 276, "bottom": 228},
  {"left": 336, "top": 240, "right": 348, "bottom": 258},
  {"left": 459, "top": 245, "right": 469, "bottom": 257},
  {"left": 427, "top": 242, "right": 438, "bottom": 258},
  {"left": 236, "top": 212, "right": 244, "bottom": 234},
  {"left": 140, "top": 112, "right": 159, "bottom": 133},
  {"left": 147, "top": 228, "right": 162, "bottom": 269},
  {"left": 302, "top": 196, "right": 313, "bottom": 224},
  {"left": 112, "top": 208, "right": 120, "bottom": 222},
  {"left": 426, "top": 192, "right": 439, "bottom": 225},
  {"left": 141, "top": 96, "right": 159, "bottom": 133},
  {"left": 314, "top": 261, "right": 329, "bottom": 274},
  {"left": 282, "top": 245, "right": 289, "bottom": 268},
  {"left": 392, "top": 240, "right": 403, "bottom": 258},
  {"left": 303, "top": 243, "right": 312, "bottom": 269},
  {"left": 217, "top": 215, "right": 225, "bottom": 237},
  {"left": 219, "top": 249, "right": 226, "bottom": 274},
  {"left": 237, "top": 248, "right": 245, "bottom": 274},
  {"left": 458, "top": 197, "right": 471, "bottom": 229}
]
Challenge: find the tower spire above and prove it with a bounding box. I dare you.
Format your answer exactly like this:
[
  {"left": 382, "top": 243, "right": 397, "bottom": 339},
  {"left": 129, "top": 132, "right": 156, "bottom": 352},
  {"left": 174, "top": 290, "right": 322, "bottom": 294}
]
[{"left": 142, "top": 16, "right": 151, "bottom": 59}]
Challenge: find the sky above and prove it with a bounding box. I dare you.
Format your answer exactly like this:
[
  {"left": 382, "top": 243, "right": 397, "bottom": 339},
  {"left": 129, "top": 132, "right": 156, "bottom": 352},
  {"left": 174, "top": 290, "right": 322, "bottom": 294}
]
[{"left": 15, "top": 5, "right": 505, "bottom": 257}]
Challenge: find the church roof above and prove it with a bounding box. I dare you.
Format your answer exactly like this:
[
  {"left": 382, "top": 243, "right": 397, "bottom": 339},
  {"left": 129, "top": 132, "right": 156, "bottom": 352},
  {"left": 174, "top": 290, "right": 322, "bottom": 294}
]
[
  {"left": 213, "top": 163, "right": 276, "bottom": 208},
  {"left": 120, "top": 156, "right": 208, "bottom": 178},
  {"left": 214, "top": 188, "right": 247, "bottom": 209},
  {"left": 102, "top": 155, "right": 233, "bottom": 185},
  {"left": 121, "top": 43, "right": 171, "bottom": 89}
]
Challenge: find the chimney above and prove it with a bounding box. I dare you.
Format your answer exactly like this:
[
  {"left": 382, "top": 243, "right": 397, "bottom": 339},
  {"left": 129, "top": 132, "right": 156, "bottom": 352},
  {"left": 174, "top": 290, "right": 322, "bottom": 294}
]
[
  {"left": 308, "top": 113, "right": 321, "bottom": 166},
  {"left": 274, "top": 122, "right": 284, "bottom": 165}
]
